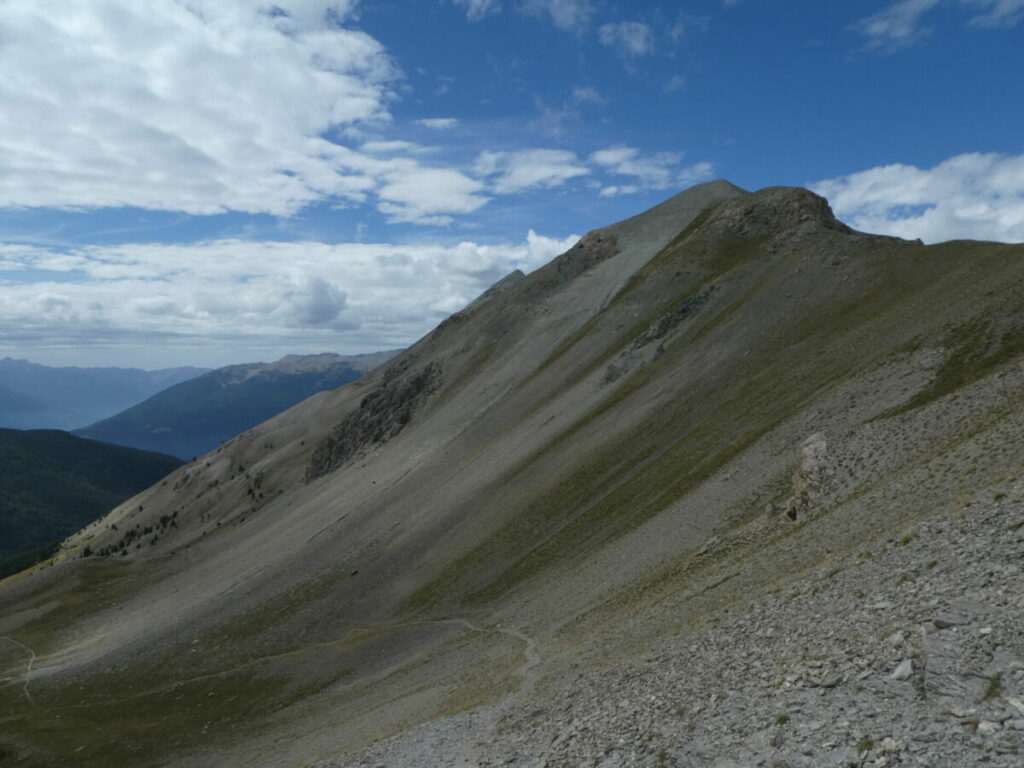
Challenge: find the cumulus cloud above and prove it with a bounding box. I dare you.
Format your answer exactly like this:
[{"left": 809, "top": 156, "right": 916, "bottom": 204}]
[
  {"left": 475, "top": 149, "right": 590, "bottom": 194},
  {"left": 0, "top": 231, "right": 580, "bottom": 365},
  {"left": 810, "top": 152, "right": 1024, "bottom": 243},
  {"left": 452, "top": 0, "right": 501, "bottom": 20},
  {"left": 0, "top": 2, "right": 493, "bottom": 226},
  {"left": 598, "top": 21, "right": 656, "bottom": 57},
  {"left": 376, "top": 165, "right": 489, "bottom": 225},
  {"left": 590, "top": 146, "right": 714, "bottom": 192},
  {"left": 0, "top": 0, "right": 407, "bottom": 216}
]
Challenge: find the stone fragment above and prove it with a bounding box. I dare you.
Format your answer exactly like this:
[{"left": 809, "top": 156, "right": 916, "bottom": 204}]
[
  {"left": 976, "top": 720, "right": 999, "bottom": 736},
  {"left": 891, "top": 659, "right": 913, "bottom": 681},
  {"left": 933, "top": 612, "right": 969, "bottom": 629},
  {"left": 879, "top": 737, "right": 902, "bottom": 753}
]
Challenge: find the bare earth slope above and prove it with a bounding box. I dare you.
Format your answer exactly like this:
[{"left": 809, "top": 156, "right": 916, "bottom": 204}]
[{"left": 1, "top": 181, "right": 1022, "bottom": 767}]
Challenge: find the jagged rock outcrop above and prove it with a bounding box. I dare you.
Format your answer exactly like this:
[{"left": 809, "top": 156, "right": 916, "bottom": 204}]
[
  {"left": 768, "top": 432, "right": 833, "bottom": 522},
  {"left": 306, "top": 358, "right": 441, "bottom": 480}
]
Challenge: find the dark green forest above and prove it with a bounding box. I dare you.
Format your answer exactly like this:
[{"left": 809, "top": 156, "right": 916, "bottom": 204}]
[{"left": 0, "top": 428, "right": 181, "bottom": 578}]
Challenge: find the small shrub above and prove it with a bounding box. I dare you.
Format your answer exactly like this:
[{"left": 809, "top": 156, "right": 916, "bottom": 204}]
[{"left": 983, "top": 673, "right": 1001, "bottom": 701}]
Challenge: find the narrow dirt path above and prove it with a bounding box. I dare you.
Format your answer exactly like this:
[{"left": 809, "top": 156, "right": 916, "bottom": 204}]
[
  {"left": 58, "top": 615, "right": 538, "bottom": 710},
  {"left": 1, "top": 636, "right": 37, "bottom": 706},
  {"left": 450, "top": 620, "right": 543, "bottom": 767},
  {"left": 18, "top": 613, "right": 541, "bottom": 767},
  {"left": 495, "top": 624, "right": 541, "bottom": 697}
]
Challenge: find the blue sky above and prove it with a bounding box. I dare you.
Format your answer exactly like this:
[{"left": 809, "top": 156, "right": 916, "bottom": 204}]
[{"left": 1, "top": 0, "right": 1022, "bottom": 368}]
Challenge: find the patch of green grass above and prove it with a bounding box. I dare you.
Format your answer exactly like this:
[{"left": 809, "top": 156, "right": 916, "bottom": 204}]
[
  {"left": 983, "top": 672, "right": 1002, "bottom": 701},
  {"left": 0, "top": 658, "right": 288, "bottom": 768},
  {"left": 407, "top": 325, "right": 837, "bottom": 611},
  {"left": 887, "top": 321, "right": 1024, "bottom": 417}
]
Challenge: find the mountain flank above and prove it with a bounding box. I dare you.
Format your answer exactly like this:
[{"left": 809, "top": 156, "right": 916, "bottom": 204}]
[
  {"left": 0, "top": 358, "right": 206, "bottom": 431},
  {"left": 0, "top": 429, "right": 182, "bottom": 579},
  {"left": 74, "top": 351, "right": 399, "bottom": 459},
  {"left": 0, "top": 181, "right": 1022, "bottom": 767}
]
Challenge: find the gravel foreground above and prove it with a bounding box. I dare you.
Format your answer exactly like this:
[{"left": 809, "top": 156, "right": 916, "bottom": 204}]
[{"left": 333, "top": 481, "right": 1024, "bottom": 768}]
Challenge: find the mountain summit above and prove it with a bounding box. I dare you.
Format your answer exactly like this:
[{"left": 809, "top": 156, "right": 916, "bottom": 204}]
[{"left": 2, "top": 182, "right": 1023, "bottom": 767}]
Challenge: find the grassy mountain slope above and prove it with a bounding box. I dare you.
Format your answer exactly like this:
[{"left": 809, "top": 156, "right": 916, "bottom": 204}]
[
  {"left": 0, "top": 429, "right": 182, "bottom": 578},
  {"left": 1, "top": 182, "right": 1022, "bottom": 767},
  {"left": 74, "top": 352, "right": 398, "bottom": 459},
  {"left": 0, "top": 359, "right": 207, "bottom": 431}
]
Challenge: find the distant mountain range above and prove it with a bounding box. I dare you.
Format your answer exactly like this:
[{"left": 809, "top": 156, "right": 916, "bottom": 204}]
[
  {"left": 75, "top": 351, "right": 399, "bottom": 459},
  {"left": 0, "top": 428, "right": 182, "bottom": 578},
  {"left": 0, "top": 357, "right": 208, "bottom": 430}
]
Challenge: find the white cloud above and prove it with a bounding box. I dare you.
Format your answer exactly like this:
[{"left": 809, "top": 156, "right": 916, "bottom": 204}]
[
  {"left": 360, "top": 140, "right": 425, "bottom": 154},
  {"left": 599, "top": 185, "right": 641, "bottom": 197},
  {"left": 963, "top": 0, "right": 1024, "bottom": 26},
  {"left": 598, "top": 21, "right": 656, "bottom": 57},
  {"left": 853, "top": 0, "right": 942, "bottom": 51},
  {"left": 590, "top": 146, "right": 714, "bottom": 191},
  {"left": 475, "top": 149, "right": 590, "bottom": 194},
  {"left": 452, "top": 0, "right": 501, "bottom": 20},
  {"left": 416, "top": 118, "right": 461, "bottom": 130},
  {"left": 377, "top": 165, "right": 489, "bottom": 225},
  {"left": 451, "top": 0, "right": 596, "bottom": 31},
  {"left": 570, "top": 86, "right": 606, "bottom": 106},
  {"left": 522, "top": 0, "right": 593, "bottom": 30},
  {"left": 0, "top": 0, "right": 402, "bottom": 216},
  {"left": 854, "top": 0, "right": 1024, "bottom": 51},
  {"left": 0, "top": 231, "right": 580, "bottom": 365},
  {"left": 810, "top": 152, "right": 1024, "bottom": 243}
]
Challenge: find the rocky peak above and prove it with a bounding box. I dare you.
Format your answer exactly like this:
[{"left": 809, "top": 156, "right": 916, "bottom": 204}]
[{"left": 696, "top": 185, "right": 852, "bottom": 241}]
